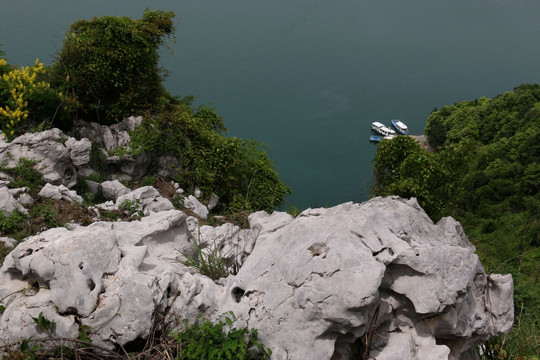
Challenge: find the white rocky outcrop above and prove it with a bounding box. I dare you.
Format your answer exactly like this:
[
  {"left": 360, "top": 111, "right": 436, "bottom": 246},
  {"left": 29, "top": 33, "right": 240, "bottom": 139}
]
[
  {"left": 0, "top": 186, "right": 28, "bottom": 215},
  {"left": 38, "top": 183, "right": 84, "bottom": 203},
  {"left": 0, "top": 197, "right": 514, "bottom": 359},
  {"left": 0, "top": 128, "right": 90, "bottom": 188},
  {"left": 100, "top": 179, "right": 131, "bottom": 200},
  {"left": 95, "top": 186, "right": 174, "bottom": 216},
  {"left": 183, "top": 194, "right": 209, "bottom": 219},
  {"left": 0, "top": 117, "right": 181, "bottom": 187}
]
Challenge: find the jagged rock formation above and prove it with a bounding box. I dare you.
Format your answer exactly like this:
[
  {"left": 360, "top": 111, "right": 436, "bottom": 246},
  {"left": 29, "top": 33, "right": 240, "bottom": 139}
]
[
  {"left": 0, "top": 117, "right": 180, "bottom": 188},
  {"left": 0, "top": 196, "right": 513, "bottom": 359},
  {"left": 0, "top": 128, "right": 90, "bottom": 188}
]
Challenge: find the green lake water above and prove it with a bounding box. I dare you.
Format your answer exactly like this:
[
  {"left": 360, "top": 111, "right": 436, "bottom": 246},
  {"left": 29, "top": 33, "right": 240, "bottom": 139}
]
[{"left": 1, "top": 0, "right": 539, "bottom": 209}]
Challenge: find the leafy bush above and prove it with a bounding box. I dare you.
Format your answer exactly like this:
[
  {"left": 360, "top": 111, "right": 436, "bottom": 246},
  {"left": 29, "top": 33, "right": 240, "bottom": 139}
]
[
  {"left": 52, "top": 9, "right": 175, "bottom": 125},
  {"left": 171, "top": 312, "right": 272, "bottom": 360},
  {"left": 128, "top": 104, "right": 290, "bottom": 213},
  {"left": 118, "top": 198, "right": 143, "bottom": 217},
  {"left": 0, "top": 210, "right": 28, "bottom": 236},
  {"left": 0, "top": 157, "right": 44, "bottom": 190},
  {"left": 0, "top": 60, "right": 67, "bottom": 140}
]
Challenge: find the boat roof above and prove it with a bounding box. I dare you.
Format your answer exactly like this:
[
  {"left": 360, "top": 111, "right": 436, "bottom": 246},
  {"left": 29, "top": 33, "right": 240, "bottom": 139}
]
[
  {"left": 372, "top": 121, "right": 384, "bottom": 127},
  {"left": 393, "top": 120, "right": 408, "bottom": 128}
]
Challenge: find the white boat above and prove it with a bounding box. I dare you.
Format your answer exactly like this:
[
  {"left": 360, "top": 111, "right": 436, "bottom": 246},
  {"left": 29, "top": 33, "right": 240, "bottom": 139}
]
[
  {"left": 371, "top": 122, "right": 396, "bottom": 136},
  {"left": 391, "top": 119, "right": 409, "bottom": 135}
]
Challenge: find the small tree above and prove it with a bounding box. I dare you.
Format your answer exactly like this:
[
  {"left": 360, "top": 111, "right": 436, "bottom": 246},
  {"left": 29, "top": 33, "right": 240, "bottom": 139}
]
[{"left": 53, "top": 9, "right": 175, "bottom": 125}]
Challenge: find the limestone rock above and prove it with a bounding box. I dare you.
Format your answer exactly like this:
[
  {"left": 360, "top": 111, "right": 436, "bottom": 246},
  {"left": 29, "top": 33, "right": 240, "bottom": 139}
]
[
  {"left": 183, "top": 194, "right": 208, "bottom": 219},
  {"left": 64, "top": 137, "right": 92, "bottom": 170},
  {"left": 101, "top": 180, "right": 131, "bottom": 200},
  {"left": 71, "top": 117, "right": 141, "bottom": 153},
  {"left": 38, "top": 183, "right": 83, "bottom": 203},
  {"left": 0, "top": 210, "right": 194, "bottom": 349},
  {"left": 0, "top": 197, "right": 513, "bottom": 359},
  {"left": 0, "top": 237, "right": 16, "bottom": 247},
  {"left": 102, "top": 186, "right": 175, "bottom": 216},
  {"left": 0, "top": 129, "right": 80, "bottom": 187},
  {"left": 85, "top": 180, "right": 101, "bottom": 198},
  {"left": 156, "top": 155, "right": 182, "bottom": 178},
  {"left": 197, "top": 222, "right": 257, "bottom": 271},
  {"left": 0, "top": 171, "right": 13, "bottom": 183},
  {"left": 207, "top": 192, "right": 219, "bottom": 210},
  {"left": 0, "top": 187, "right": 28, "bottom": 215}
]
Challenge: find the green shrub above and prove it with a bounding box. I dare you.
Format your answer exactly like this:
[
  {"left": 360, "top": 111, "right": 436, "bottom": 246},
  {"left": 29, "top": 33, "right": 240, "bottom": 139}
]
[
  {"left": 29, "top": 204, "right": 59, "bottom": 229},
  {"left": 52, "top": 9, "right": 175, "bottom": 125},
  {"left": 171, "top": 312, "right": 272, "bottom": 360},
  {"left": 128, "top": 105, "right": 290, "bottom": 213},
  {"left": 180, "top": 237, "right": 231, "bottom": 281},
  {"left": 118, "top": 198, "right": 143, "bottom": 217},
  {"left": 0, "top": 210, "right": 28, "bottom": 236},
  {"left": 0, "top": 157, "right": 44, "bottom": 190},
  {"left": 373, "top": 84, "right": 540, "bottom": 359}
]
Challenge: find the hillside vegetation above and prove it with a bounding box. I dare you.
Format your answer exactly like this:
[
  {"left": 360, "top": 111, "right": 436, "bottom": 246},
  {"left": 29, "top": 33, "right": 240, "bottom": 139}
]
[
  {"left": 0, "top": 10, "right": 290, "bottom": 213},
  {"left": 372, "top": 84, "right": 540, "bottom": 359}
]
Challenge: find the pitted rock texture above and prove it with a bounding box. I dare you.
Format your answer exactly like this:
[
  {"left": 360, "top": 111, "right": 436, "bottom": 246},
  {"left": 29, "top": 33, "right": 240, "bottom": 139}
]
[
  {"left": 0, "top": 197, "right": 513, "bottom": 359},
  {"left": 0, "top": 129, "right": 86, "bottom": 188},
  {"left": 0, "top": 210, "right": 195, "bottom": 349}
]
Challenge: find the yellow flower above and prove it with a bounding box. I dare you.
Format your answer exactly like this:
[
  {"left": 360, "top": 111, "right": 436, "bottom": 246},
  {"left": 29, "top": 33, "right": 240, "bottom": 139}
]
[{"left": 10, "top": 130, "right": 14, "bottom": 135}]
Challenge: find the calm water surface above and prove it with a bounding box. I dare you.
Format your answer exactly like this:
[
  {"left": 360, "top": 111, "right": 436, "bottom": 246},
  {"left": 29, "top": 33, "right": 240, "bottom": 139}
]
[{"left": 1, "top": 0, "right": 539, "bottom": 209}]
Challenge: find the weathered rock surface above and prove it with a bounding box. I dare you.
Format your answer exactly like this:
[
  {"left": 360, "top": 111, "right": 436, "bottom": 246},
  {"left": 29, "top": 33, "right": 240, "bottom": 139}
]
[
  {"left": 0, "top": 117, "right": 181, "bottom": 187},
  {"left": 0, "top": 197, "right": 513, "bottom": 359},
  {"left": 0, "top": 186, "right": 28, "bottom": 215},
  {"left": 95, "top": 186, "right": 175, "bottom": 216},
  {"left": 100, "top": 179, "right": 131, "bottom": 200},
  {"left": 0, "top": 129, "right": 89, "bottom": 188},
  {"left": 0, "top": 210, "right": 195, "bottom": 349},
  {"left": 183, "top": 194, "right": 209, "bottom": 219},
  {"left": 38, "top": 183, "right": 84, "bottom": 203}
]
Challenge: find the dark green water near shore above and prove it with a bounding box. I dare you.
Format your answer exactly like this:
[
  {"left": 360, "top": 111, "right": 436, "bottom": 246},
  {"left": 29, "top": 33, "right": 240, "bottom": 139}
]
[{"left": 2, "top": 0, "right": 540, "bottom": 209}]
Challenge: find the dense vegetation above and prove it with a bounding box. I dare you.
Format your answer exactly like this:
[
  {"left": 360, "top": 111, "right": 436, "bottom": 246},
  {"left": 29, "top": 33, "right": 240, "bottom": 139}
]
[
  {"left": 372, "top": 84, "right": 540, "bottom": 359},
  {"left": 0, "top": 10, "right": 290, "bottom": 213},
  {"left": 52, "top": 9, "right": 175, "bottom": 125}
]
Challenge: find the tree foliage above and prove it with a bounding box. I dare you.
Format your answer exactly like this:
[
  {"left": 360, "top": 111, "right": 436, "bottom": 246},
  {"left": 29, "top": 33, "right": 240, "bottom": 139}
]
[
  {"left": 128, "top": 103, "right": 291, "bottom": 213},
  {"left": 52, "top": 9, "right": 175, "bottom": 125},
  {"left": 372, "top": 84, "right": 540, "bottom": 358}
]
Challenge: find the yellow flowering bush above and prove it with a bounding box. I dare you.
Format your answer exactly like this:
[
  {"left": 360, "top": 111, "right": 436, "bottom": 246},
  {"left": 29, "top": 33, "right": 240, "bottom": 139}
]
[{"left": 0, "top": 59, "right": 64, "bottom": 141}]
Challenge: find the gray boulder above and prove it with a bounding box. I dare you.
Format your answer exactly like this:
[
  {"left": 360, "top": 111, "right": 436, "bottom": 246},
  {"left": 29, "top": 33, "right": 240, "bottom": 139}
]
[
  {"left": 38, "top": 183, "right": 83, "bottom": 203},
  {"left": 95, "top": 186, "right": 174, "bottom": 216},
  {"left": 115, "top": 186, "right": 174, "bottom": 216},
  {"left": 70, "top": 117, "right": 153, "bottom": 181},
  {"left": 71, "top": 117, "right": 141, "bottom": 153},
  {"left": 0, "top": 237, "right": 16, "bottom": 247},
  {"left": 0, "top": 187, "right": 28, "bottom": 215},
  {"left": 100, "top": 180, "right": 131, "bottom": 200},
  {"left": 183, "top": 195, "right": 209, "bottom": 219},
  {"left": 9, "top": 188, "right": 34, "bottom": 207}
]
